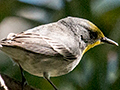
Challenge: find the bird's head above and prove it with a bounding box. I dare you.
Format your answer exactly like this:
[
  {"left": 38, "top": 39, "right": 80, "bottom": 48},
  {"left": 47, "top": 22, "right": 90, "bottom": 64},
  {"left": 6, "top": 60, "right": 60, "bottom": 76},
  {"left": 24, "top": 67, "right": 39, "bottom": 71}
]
[
  {"left": 59, "top": 17, "right": 118, "bottom": 55},
  {"left": 78, "top": 18, "right": 119, "bottom": 55}
]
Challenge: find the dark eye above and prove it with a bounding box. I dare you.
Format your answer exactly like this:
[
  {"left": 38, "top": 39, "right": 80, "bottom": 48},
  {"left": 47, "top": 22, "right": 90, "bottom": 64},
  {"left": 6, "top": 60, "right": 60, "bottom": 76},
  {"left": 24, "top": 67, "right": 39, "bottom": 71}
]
[
  {"left": 89, "top": 31, "right": 98, "bottom": 39},
  {"left": 81, "top": 35, "right": 83, "bottom": 40},
  {"left": 81, "top": 35, "right": 88, "bottom": 43}
]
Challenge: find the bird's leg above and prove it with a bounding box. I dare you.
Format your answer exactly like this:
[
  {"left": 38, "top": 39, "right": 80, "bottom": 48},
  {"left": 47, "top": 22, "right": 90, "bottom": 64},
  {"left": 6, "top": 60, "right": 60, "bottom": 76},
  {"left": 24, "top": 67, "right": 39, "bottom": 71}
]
[
  {"left": 19, "top": 64, "right": 27, "bottom": 90},
  {"left": 43, "top": 72, "right": 58, "bottom": 90}
]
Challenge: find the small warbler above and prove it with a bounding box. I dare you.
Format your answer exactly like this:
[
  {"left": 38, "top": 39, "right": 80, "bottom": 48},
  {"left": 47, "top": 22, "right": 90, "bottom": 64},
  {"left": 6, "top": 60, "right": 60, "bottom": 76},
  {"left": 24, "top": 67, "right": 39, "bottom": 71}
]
[{"left": 0, "top": 17, "right": 118, "bottom": 90}]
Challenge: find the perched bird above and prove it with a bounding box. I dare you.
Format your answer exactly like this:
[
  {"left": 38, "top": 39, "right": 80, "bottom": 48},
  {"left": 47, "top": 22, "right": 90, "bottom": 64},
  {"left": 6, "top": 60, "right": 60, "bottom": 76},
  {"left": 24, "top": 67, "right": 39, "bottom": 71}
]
[{"left": 0, "top": 17, "right": 118, "bottom": 90}]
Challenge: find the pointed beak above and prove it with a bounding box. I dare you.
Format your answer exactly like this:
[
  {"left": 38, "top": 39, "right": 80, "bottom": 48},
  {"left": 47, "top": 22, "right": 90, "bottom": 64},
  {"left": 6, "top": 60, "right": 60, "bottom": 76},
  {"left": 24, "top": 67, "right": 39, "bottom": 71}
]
[{"left": 101, "top": 37, "right": 119, "bottom": 46}]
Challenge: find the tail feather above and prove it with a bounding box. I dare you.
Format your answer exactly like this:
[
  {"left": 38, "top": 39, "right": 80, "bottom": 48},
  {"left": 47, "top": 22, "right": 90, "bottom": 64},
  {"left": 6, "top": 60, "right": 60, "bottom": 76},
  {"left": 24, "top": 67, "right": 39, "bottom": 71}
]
[
  {"left": 0, "top": 44, "right": 3, "bottom": 48},
  {"left": 0, "top": 33, "right": 16, "bottom": 47}
]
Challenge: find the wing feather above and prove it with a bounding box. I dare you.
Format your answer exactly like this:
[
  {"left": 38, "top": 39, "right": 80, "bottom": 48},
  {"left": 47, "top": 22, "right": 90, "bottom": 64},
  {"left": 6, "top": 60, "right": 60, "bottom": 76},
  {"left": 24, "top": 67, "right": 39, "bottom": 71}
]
[{"left": 1, "top": 32, "right": 77, "bottom": 60}]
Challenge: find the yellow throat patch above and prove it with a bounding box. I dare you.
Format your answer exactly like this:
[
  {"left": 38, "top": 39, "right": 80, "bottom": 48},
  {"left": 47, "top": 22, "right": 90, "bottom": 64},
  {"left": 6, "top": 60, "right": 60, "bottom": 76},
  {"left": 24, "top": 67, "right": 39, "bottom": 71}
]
[
  {"left": 82, "top": 40, "right": 101, "bottom": 55},
  {"left": 81, "top": 21, "right": 105, "bottom": 55}
]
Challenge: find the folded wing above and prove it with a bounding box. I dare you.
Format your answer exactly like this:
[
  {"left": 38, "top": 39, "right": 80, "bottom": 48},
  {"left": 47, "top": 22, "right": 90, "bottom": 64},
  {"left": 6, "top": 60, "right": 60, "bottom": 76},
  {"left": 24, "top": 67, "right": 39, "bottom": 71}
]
[{"left": 1, "top": 32, "right": 77, "bottom": 60}]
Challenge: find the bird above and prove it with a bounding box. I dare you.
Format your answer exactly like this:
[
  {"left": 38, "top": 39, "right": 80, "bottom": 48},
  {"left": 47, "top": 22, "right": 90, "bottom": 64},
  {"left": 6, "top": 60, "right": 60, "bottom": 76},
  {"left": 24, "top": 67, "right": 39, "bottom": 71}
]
[{"left": 0, "top": 17, "right": 118, "bottom": 90}]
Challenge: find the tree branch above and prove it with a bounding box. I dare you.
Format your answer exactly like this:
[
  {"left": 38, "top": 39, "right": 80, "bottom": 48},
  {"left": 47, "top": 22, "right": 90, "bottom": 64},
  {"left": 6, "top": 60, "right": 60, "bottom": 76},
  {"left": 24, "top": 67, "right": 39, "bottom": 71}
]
[{"left": 0, "top": 73, "right": 40, "bottom": 90}]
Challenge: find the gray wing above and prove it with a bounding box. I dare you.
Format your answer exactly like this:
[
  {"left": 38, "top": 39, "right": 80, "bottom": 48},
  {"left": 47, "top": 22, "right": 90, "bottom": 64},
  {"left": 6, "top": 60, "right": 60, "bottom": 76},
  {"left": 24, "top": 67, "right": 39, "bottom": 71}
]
[{"left": 0, "top": 32, "right": 77, "bottom": 60}]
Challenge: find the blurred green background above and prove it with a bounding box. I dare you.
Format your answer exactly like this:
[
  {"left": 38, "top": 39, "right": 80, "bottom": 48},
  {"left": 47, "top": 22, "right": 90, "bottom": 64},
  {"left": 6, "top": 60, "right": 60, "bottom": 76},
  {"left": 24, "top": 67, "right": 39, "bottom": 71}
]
[{"left": 0, "top": 0, "right": 120, "bottom": 90}]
